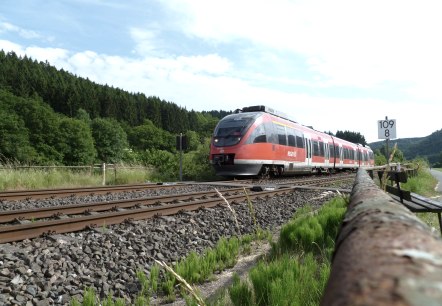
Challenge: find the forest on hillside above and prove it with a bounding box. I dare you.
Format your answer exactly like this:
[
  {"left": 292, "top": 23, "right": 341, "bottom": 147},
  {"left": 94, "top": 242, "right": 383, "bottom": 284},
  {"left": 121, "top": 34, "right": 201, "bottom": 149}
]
[
  {"left": 369, "top": 129, "right": 442, "bottom": 165},
  {"left": 0, "top": 50, "right": 232, "bottom": 171}
]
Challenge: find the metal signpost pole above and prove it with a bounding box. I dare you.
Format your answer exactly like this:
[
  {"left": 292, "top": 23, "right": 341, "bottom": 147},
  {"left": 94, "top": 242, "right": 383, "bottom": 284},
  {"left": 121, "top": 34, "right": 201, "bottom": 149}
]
[
  {"left": 179, "top": 133, "right": 183, "bottom": 182},
  {"left": 385, "top": 116, "right": 389, "bottom": 163}
]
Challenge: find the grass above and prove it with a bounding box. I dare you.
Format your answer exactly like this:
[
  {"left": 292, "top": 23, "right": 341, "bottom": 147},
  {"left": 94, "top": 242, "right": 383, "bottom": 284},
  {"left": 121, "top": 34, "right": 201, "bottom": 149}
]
[
  {"left": 222, "top": 196, "right": 348, "bottom": 306},
  {"left": 400, "top": 168, "right": 439, "bottom": 197},
  {"left": 0, "top": 165, "right": 152, "bottom": 191},
  {"left": 401, "top": 164, "right": 441, "bottom": 235}
]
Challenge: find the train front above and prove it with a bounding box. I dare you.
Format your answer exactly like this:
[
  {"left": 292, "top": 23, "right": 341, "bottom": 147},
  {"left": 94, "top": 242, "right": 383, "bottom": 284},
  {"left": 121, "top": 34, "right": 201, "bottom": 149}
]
[{"left": 210, "top": 112, "right": 262, "bottom": 177}]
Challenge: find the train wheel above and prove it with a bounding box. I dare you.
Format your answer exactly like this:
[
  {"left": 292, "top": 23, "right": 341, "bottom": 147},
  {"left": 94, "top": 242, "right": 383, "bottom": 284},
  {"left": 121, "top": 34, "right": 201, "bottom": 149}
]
[{"left": 259, "top": 166, "right": 270, "bottom": 178}]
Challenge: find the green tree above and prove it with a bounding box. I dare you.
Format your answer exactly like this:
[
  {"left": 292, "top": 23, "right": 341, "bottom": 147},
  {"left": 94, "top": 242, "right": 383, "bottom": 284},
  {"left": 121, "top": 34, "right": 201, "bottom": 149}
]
[
  {"left": 374, "top": 149, "right": 387, "bottom": 166},
  {"left": 57, "top": 117, "right": 96, "bottom": 165},
  {"left": 91, "top": 118, "right": 128, "bottom": 163},
  {"left": 0, "top": 112, "right": 37, "bottom": 162},
  {"left": 1, "top": 91, "right": 63, "bottom": 164},
  {"left": 182, "top": 137, "right": 216, "bottom": 180},
  {"left": 379, "top": 144, "right": 405, "bottom": 163},
  {"left": 184, "top": 130, "right": 201, "bottom": 152},
  {"left": 336, "top": 130, "right": 367, "bottom": 146},
  {"left": 141, "top": 149, "right": 178, "bottom": 181},
  {"left": 75, "top": 108, "right": 92, "bottom": 125},
  {"left": 128, "top": 120, "right": 174, "bottom": 151}
]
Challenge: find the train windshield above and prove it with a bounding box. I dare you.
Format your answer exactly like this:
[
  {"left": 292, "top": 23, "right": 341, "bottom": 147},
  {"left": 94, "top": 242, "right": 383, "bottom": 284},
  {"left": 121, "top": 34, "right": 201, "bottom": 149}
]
[{"left": 213, "top": 114, "right": 259, "bottom": 147}]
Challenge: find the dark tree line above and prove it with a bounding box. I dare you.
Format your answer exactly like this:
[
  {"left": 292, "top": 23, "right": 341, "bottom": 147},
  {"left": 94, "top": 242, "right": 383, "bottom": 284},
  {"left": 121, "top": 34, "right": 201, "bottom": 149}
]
[{"left": 0, "top": 50, "right": 220, "bottom": 136}]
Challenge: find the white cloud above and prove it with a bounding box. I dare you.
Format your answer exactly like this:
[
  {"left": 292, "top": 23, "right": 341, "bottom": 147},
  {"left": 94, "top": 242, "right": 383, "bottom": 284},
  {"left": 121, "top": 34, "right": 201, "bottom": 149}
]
[
  {"left": 130, "top": 27, "right": 160, "bottom": 55},
  {"left": 164, "top": 0, "right": 442, "bottom": 97},
  {"left": 0, "top": 40, "right": 23, "bottom": 54},
  {"left": 0, "top": 21, "right": 41, "bottom": 39}
]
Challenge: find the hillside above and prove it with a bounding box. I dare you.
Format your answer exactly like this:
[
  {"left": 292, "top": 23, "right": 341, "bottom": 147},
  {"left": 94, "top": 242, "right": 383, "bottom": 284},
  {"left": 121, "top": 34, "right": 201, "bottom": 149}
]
[
  {"left": 369, "top": 129, "right": 442, "bottom": 164},
  {"left": 0, "top": 50, "right": 226, "bottom": 167}
]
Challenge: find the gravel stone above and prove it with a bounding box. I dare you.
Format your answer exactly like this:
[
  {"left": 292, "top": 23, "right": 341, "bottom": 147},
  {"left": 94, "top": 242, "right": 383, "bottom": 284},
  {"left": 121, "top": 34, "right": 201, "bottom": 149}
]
[{"left": 0, "top": 180, "right": 352, "bottom": 305}]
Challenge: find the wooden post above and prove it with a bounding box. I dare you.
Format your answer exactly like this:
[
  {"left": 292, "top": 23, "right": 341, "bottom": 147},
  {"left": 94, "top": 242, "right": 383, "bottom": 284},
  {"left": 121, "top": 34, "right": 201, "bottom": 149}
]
[{"left": 102, "top": 163, "right": 106, "bottom": 186}]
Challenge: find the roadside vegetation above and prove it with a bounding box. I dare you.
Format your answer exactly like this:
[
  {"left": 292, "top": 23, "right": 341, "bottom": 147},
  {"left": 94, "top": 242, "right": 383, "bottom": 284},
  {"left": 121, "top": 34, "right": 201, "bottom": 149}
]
[
  {"left": 0, "top": 139, "right": 217, "bottom": 190},
  {"left": 396, "top": 159, "right": 441, "bottom": 234},
  {"left": 400, "top": 160, "right": 438, "bottom": 197}
]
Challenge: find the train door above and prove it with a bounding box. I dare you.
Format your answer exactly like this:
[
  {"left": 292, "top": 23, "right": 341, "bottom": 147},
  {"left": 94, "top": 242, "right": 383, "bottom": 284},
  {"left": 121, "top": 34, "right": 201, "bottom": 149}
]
[
  {"left": 324, "top": 142, "right": 330, "bottom": 167},
  {"left": 304, "top": 134, "right": 312, "bottom": 168},
  {"left": 339, "top": 146, "right": 343, "bottom": 168}
]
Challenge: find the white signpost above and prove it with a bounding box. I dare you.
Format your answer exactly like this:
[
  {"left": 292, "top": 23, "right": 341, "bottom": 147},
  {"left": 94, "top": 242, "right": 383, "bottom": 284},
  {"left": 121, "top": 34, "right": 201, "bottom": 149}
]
[
  {"left": 378, "top": 117, "right": 397, "bottom": 140},
  {"left": 378, "top": 116, "right": 397, "bottom": 162}
]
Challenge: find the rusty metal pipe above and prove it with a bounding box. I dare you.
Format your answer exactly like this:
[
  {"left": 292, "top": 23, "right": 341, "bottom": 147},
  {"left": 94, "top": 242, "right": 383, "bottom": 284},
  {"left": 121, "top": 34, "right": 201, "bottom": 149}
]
[{"left": 321, "top": 169, "right": 442, "bottom": 306}]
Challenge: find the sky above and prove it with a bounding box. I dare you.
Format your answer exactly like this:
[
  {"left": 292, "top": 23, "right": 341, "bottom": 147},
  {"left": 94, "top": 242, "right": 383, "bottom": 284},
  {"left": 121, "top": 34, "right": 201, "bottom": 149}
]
[{"left": 1, "top": 0, "right": 441, "bottom": 143}]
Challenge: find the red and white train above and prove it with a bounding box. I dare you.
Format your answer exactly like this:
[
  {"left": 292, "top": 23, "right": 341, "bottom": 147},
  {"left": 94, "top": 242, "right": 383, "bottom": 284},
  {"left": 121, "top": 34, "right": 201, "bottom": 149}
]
[{"left": 210, "top": 105, "right": 374, "bottom": 177}]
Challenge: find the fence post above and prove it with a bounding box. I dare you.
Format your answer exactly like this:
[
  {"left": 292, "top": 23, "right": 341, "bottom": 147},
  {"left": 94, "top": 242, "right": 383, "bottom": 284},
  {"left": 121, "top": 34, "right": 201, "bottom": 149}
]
[{"left": 102, "top": 163, "right": 106, "bottom": 186}]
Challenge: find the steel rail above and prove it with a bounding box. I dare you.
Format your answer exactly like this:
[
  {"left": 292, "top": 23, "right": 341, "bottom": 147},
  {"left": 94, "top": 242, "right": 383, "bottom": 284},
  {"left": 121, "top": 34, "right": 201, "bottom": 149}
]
[
  {"left": 0, "top": 187, "right": 246, "bottom": 223},
  {"left": 0, "top": 183, "right": 185, "bottom": 201},
  {"left": 0, "top": 187, "right": 295, "bottom": 244},
  {"left": 0, "top": 175, "right": 353, "bottom": 201}
]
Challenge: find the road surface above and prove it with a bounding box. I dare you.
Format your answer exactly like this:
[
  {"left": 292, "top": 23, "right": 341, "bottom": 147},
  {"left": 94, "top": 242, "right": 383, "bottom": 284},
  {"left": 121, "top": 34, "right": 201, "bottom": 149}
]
[{"left": 430, "top": 169, "right": 442, "bottom": 202}]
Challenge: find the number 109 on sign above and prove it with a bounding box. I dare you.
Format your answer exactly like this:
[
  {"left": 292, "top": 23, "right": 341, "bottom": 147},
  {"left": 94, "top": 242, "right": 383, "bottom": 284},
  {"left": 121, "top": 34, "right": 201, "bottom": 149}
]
[{"left": 378, "top": 119, "right": 397, "bottom": 139}]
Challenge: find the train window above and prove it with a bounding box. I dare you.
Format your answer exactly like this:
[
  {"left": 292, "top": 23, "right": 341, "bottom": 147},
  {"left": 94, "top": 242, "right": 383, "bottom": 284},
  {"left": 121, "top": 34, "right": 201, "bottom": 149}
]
[
  {"left": 277, "top": 125, "right": 287, "bottom": 145},
  {"left": 286, "top": 127, "right": 296, "bottom": 147},
  {"left": 330, "top": 145, "right": 335, "bottom": 158},
  {"left": 254, "top": 135, "right": 267, "bottom": 143},
  {"left": 246, "top": 122, "right": 267, "bottom": 144},
  {"left": 319, "top": 142, "right": 324, "bottom": 157},
  {"left": 213, "top": 113, "right": 259, "bottom": 147},
  {"left": 313, "top": 141, "right": 320, "bottom": 156},
  {"left": 295, "top": 136, "right": 303, "bottom": 148},
  {"left": 288, "top": 135, "right": 296, "bottom": 147},
  {"left": 264, "top": 122, "right": 278, "bottom": 144}
]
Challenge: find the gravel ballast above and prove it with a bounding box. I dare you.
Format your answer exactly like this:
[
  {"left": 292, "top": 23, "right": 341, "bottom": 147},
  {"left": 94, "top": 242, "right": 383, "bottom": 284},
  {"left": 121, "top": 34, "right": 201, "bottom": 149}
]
[{"left": 0, "top": 184, "right": 348, "bottom": 305}]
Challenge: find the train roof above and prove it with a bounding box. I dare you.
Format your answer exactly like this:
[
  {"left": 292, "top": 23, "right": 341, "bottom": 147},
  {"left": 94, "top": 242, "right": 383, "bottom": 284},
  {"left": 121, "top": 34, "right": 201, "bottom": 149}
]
[{"left": 235, "top": 105, "right": 297, "bottom": 123}]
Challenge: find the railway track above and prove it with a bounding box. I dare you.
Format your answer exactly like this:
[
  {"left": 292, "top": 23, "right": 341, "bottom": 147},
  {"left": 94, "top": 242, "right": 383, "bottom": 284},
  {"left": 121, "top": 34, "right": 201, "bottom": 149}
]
[
  {"left": 0, "top": 174, "right": 355, "bottom": 244},
  {"left": 0, "top": 182, "right": 184, "bottom": 201},
  {"left": 0, "top": 187, "right": 293, "bottom": 243},
  {"left": 0, "top": 174, "right": 356, "bottom": 304},
  {"left": 0, "top": 173, "right": 353, "bottom": 201}
]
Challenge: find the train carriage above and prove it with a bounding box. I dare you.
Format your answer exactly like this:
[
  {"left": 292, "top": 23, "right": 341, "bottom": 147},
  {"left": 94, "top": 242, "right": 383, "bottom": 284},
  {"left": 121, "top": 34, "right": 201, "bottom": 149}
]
[{"left": 210, "top": 105, "right": 374, "bottom": 177}]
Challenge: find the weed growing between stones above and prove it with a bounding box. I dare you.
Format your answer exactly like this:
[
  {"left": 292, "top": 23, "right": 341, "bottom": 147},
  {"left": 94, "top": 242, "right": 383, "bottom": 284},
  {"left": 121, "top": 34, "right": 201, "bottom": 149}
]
[{"left": 225, "top": 195, "right": 348, "bottom": 306}]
